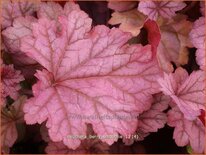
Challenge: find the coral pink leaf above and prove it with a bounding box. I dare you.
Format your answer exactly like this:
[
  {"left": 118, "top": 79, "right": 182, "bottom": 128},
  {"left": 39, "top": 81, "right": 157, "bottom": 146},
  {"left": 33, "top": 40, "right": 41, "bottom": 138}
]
[
  {"left": 2, "top": 16, "right": 41, "bottom": 78},
  {"left": 138, "top": 1, "right": 186, "bottom": 21},
  {"left": 168, "top": 106, "right": 205, "bottom": 153},
  {"left": 138, "top": 94, "right": 168, "bottom": 132},
  {"left": 108, "top": 1, "right": 137, "bottom": 12},
  {"left": 189, "top": 17, "right": 205, "bottom": 70},
  {"left": 123, "top": 93, "right": 169, "bottom": 145},
  {"left": 1, "top": 0, "right": 38, "bottom": 29},
  {"left": 37, "top": 2, "right": 80, "bottom": 20},
  {"left": 189, "top": 17, "right": 205, "bottom": 49},
  {"left": 2, "top": 16, "right": 37, "bottom": 66},
  {"left": 21, "top": 4, "right": 162, "bottom": 149},
  {"left": 37, "top": 2, "right": 63, "bottom": 20},
  {"left": 137, "top": 93, "right": 168, "bottom": 138},
  {"left": 1, "top": 96, "right": 27, "bottom": 153},
  {"left": 21, "top": 10, "right": 92, "bottom": 73},
  {"left": 200, "top": 1, "right": 205, "bottom": 16},
  {"left": 1, "top": 64, "right": 24, "bottom": 105},
  {"left": 196, "top": 48, "right": 206, "bottom": 71},
  {"left": 158, "top": 67, "right": 205, "bottom": 120},
  {"left": 45, "top": 125, "right": 109, "bottom": 154},
  {"left": 45, "top": 140, "right": 109, "bottom": 154}
]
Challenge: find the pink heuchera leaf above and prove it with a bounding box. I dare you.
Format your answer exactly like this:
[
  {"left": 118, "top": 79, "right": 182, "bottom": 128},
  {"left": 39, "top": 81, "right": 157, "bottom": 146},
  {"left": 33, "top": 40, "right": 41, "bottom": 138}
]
[
  {"left": 137, "top": 93, "right": 169, "bottom": 135},
  {"left": 200, "top": 1, "right": 205, "bottom": 16},
  {"left": 45, "top": 124, "right": 109, "bottom": 154},
  {"left": 1, "top": 63, "right": 24, "bottom": 105},
  {"left": 20, "top": 3, "right": 162, "bottom": 149},
  {"left": 1, "top": 96, "right": 27, "bottom": 153},
  {"left": 1, "top": 0, "right": 38, "bottom": 29},
  {"left": 46, "top": 140, "right": 109, "bottom": 154},
  {"left": 158, "top": 67, "right": 205, "bottom": 120},
  {"left": 138, "top": 1, "right": 186, "bottom": 21},
  {"left": 2, "top": 16, "right": 41, "bottom": 78},
  {"left": 123, "top": 93, "right": 169, "bottom": 145},
  {"left": 167, "top": 106, "right": 205, "bottom": 153},
  {"left": 37, "top": 2, "right": 80, "bottom": 20},
  {"left": 189, "top": 17, "right": 205, "bottom": 70},
  {"left": 108, "top": 1, "right": 137, "bottom": 12},
  {"left": 2, "top": 16, "right": 37, "bottom": 66},
  {"left": 189, "top": 17, "right": 205, "bottom": 49}
]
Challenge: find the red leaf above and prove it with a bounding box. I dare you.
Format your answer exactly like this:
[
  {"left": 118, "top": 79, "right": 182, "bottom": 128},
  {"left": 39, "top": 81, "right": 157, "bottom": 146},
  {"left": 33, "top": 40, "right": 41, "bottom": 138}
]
[
  {"left": 20, "top": 2, "right": 162, "bottom": 149},
  {"left": 199, "top": 109, "right": 205, "bottom": 126},
  {"left": 144, "top": 19, "right": 161, "bottom": 57}
]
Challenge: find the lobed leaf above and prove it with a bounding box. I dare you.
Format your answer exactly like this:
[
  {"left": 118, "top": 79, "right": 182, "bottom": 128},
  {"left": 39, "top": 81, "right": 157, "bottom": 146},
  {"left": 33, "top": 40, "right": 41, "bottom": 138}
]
[
  {"left": 167, "top": 106, "right": 205, "bottom": 153},
  {"left": 138, "top": 93, "right": 168, "bottom": 132},
  {"left": 143, "top": 19, "right": 161, "bottom": 57},
  {"left": 21, "top": 2, "right": 162, "bottom": 149},
  {"left": 45, "top": 124, "right": 109, "bottom": 154},
  {"left": 1, "top": 96, "right": 27, "bottom": 153},
  {"left": 189, "top": 17, "right": 205, "bottom": 70},
  {"left": 158, "top": 67, "right": 205, "bottom": 120},
  {"left": 37, "top": 1, "right": 80, "bottom": 21},
  {"left": 2, "top": 16, "right": 37, "bottom": 66},
  {"left": 109, "top": 9, "right": 146, "bottom": 36},
  {"left": 1, "top": 63, "right": 24, "bottom": 105},
  {"left": 156, "top": 15, "right": 192, "bottom": 73},
  {"left": 123, "top": 93, "right": 170, "bottom": 145},
  {"left": 138, "top": 1, "right": 186, "bottom": 21},
  {"left": 1, "top": 0, "right": 38, "bottom": 29}
]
